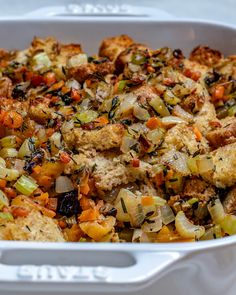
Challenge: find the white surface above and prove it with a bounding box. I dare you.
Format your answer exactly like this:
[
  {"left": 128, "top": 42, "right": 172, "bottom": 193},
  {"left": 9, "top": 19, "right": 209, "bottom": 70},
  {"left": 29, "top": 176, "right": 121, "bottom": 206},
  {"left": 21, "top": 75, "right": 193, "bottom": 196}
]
[{"left": 0, "top": 0, "right": 236, "bottom": 25}]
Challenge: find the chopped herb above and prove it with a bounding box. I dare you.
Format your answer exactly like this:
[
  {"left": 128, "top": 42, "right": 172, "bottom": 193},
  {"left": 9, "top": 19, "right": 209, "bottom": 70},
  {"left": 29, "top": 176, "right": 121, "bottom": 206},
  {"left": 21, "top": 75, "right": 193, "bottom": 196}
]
[
  {"left": 120, "top": 198, "right": 127, "bottom": 213},
  {"left": 108, "top": 96, "right": 120, "bottom": 119}
]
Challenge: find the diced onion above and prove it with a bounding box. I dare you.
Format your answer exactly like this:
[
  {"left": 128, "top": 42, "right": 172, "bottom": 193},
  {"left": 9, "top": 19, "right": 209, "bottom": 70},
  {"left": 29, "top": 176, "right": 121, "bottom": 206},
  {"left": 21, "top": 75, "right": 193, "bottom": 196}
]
[
  {"left": 0, "top": 157, "right": 6, "bottom": 167},
  {"left": 200, "top": 225, "right": 222, "bottom": 240},
  {"left": 0, "top": 135, "right": 18, "bottom": 148},
  {"left": 161, "top": 150, "right": 190, "bottom": 176},
  {"left": 50, "top": 132, "right": 62, "bottom": 149},
  {"left": 149, "top": 96, "right": 170, "bottom": 117},
  {"left": 14, "top": 175, "right": 38, "bottom": 196},
  {"left": 115, "top": 189, "right": 144, "bottom": 227},
  {"left": 75, "top": 110, "right": 98, "bottom": 124},
  {"left": 207, "top": 198, "right": 225, "bottom": 224},
  {"left": 175, "top": 211, "right": 205, "bottom": 239},
  {"left": 117, "top": 93, "right": 137, "bottom": 117},
  {"left": 65, "top": 78, "right": 81, "bottom": 90},
  {"left": 0, "top": 190, "right": 9, "bottom": 210},
  {"left": 146, "top": 128, "right": 165, "bottom": 145},
  {"left": 220, "top": 215, "right": 236, "bottom": 236},
  {"left": 55, "top": 176, "right": 74, "bottom": 194},
  {"left": 173, "top": 105, "right": 193, "bottom": 121},
  {"left": 0, "top": 168, "right": 20, "bottom": 181},
  {"left": 0, "top": 148, "right": 18, "bottom": 158},
  {"left": 197, "top": 155, "right": 214, "bottom": 174},
  {"left": 161, "top": 204, "right": 175, "bottom": 225},
  {"left": 33, "top": 52, "right": 51, "bottom": 71},
  {"left": 163, "top": 90, "right": 181, "bottom": 105},
  {"left": 133, "top": 103, "right": 150, "bottom": 121},
  {"left": 18, "top": 138, "right": 36, "bottom": 159},
  {"left": 67, "top": 54, "right": 88, "bottom": 68},
  {"left": 142, "top": 214, "right": 162, "bottom": 233},
  {"left": 120, "top": 136, "right": 138, "bottom": 154},
  {"left": 153, "top": 196, "right": 166, "bottom": 206},
  {"left": 161, "top": 116, "right": 186, "bottom": 127}
]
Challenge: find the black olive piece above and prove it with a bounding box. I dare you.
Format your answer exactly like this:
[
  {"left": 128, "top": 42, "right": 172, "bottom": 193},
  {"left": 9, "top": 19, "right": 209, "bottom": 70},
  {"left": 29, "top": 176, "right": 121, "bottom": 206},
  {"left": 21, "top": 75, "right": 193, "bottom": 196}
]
[
  {"left": 61, "top": 93, "right": 72, "bottom": 106},
  {"left": 57, "top": 190, "right": 80, "bottom": 217},
  {"left": 12, "top": 85, "right": 26, "bottom": 100},
  {"left": 173, "top": 49, "right": 183, "bottom": 59},
  {"left": 106, "top": 207, "right": 117, "bottom": 217},
  {"left": 204, "top": 70, "right": 221, "bottom": 86}
]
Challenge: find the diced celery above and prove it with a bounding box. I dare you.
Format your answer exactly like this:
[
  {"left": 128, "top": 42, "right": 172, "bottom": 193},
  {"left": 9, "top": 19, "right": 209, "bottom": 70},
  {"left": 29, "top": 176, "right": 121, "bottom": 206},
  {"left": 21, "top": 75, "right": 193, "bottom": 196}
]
[
  {"left": 153, "top": 196, "right": 166, "bottom": 206},
  {"left": 18, "top": 137, "right": 36, "bottom": 159},
  {"left": 118, "top": 80, "right": 127, "bottom": 92},
  {"left": 0, "top": 212, "right": 13, "bottom": 221},
  {"left": 187, "top": 157, "right": 198, "bottom": 174},
  {"left": 187, "top": 198, "right": 199, "bottom": 206},
  {"left": 0, "top": 135, "right": 18, "bottom": 148},
  {"left": 74, "top": 110, "right": 98, "bottom": 125},
  {"left": 14, "top": 175, "right": 38, "bottom": 196},
  {"left": 0, "top": 168, "right": 20, "bottom": 181},
  {"left": 220, "top": 214, "right": 236, "bottom": 235},
  {"left": 0, "top": 148, "right": 18, "bottom": 158},
  {"left": 149, "top": 96, "right": 170, "bottom": 117},
  {"left": 163, "top": 90, "right": 181, "bottom": 106},
  {"left": 33, "top": 52, "right": 51, "bottom": 71},
  {"left": 0, "top": 190, "right": 9, "bottom": 210},
  {"left": 228, "top": 105, "right": 236, "bottom": 117}
]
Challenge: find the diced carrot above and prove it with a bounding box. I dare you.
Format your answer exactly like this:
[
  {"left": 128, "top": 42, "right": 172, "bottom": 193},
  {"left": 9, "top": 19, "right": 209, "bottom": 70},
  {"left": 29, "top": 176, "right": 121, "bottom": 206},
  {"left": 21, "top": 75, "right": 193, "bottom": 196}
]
[
  {"left": 165, "top": 169, "right": 174, "bottom": 181},
  {"left": 46, "top": 128, "right": 54, "bottom": 137},
  {"left": 2, "top": 111, "right": 23, "bottom": 129},
  {"left": 61, "top": 86, "right": 70, "bottom": 94},
  {"left": 50, "top": 80, "right": 64, "bottom": 91},
  {"left": 37, "top": 175, "right": 53, "bottom": 187},
  {"left": 154, "top": 172, "right": 164, "bottom": 186},
  {"left": 80, "top": 196, "right": 91, "bottom": 210},
  {"left": 113, "top": 82, "right": 119, "bottom": 94},
  {"left": 146, "top": 117, "right": 163, "bottom": 129},
  {"left": 41, "top": 207, "right": 56, "bottom": 218},
  {"left": 44, "top": 72, "right": 57, "bottom": 86},
  {"left": 183, "top": 68, "right": 201, "bottom": 81},
  {"left": 4, "top": 187, "right": 17, "bottom": 199},
  {"left": 59, "top": 151, "right": 71, "bottom": 164},
  {"left": 141, "top": 196, "right": 154, "bottom": 206},
  {"left": 58, "top": 220, "right": 67, "bottom": 229},
  {"left": 32, "top": 165, "right": 42, "bottom": 175},
  {"left": 0, "top": 179, "right": 7, "bottom": 189},
  {"left": 80, "top": 182, "right": 90, "bottom": 195},
  {"left": 85, "top": 79, "right": 92, "bottom": 87},
  {"left": 64, "top": 224, "right": 83, "bottom": 242},
  {"left": 0, "top": 109, "right": 7, "bottom": 123},
  {"left": 12, "top": 207, "right": 29, "bottom": 218},
  {"left": 163, "top": 78, "right": 174, "bottom": 86},
  {"left": 213, "top": 85, "right": 225, "bottom": 101},
  {"left": 71, "top": 89, "right": 81, "bottom": 102},
  {"left": 193, "top": 126, "right": 202, "bottom": 142},
  {"left": 132, "top": 158, "right": 140, "bottom": 167},
  {"left": 147, "top": 66, "right": 155, "bottom": 73},
  {"left": 79, "top": 208, "right": 100, "bottom": 222},
  {"left": 94, "top": 116, "right": 109, "bottom": 127}
]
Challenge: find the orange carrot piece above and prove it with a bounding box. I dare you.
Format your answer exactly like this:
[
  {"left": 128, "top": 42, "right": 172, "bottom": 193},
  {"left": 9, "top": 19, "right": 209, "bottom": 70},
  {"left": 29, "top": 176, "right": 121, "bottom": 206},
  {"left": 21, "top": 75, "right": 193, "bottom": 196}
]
[
  {"left": 94, "top": 116, "right": 109, "bottom": 127},
  {"left": 32, "top": 165, "right": 42, "bottom": 175},
  {"left": 79, "top": 208, "right": 100, "bottom": 222},
  {"left": 146, "top": 117, "right": 163, "bottom": 129},
  {"left": 0, "top": 179, "right": 7, "bottom": 189},
  {"left": 2, "top": 111, "right": 23, "bottom": 129},
  {"left": 141, "top": 196, "right": 154, "bottom": 206},
  {"left": 193, "top": 126, "right": 202, "bottom": 142},
  {"left": 132, "top": 158, "right": 140, "bottom": 167},
  {"left": 4, "top": 187, "right": 17, "bottom": 199},
  {"left": 12, "top": 207, "right": 29, "bottom": 218},
  {"left": 71, "top": 89, "right": 81, "bottom": 102},
  {"left": 59, "top": 151, "right": 71, "bottom": 164},
  {"left": 213, "top": 85, "right": 225, "bottom": 101},
  {"left": 80, "top": 196, "right": 91, "bottom": 210},
  {"left": 44, "top": 72, "right": 57, "bottom": 86}
]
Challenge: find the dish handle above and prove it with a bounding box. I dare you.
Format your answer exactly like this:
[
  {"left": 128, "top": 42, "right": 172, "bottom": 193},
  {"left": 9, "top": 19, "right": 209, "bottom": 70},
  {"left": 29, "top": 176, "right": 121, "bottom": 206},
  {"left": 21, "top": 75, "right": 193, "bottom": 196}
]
[{"left": 0, "top": 248, "right": 185, "bottom": 292}]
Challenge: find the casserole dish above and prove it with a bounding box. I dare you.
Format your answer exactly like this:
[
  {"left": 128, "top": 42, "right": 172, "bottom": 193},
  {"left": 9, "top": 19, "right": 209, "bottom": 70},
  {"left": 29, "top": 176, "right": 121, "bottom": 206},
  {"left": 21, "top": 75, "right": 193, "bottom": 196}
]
[{"left": 0, "top": 16, "right": 236, "bottom": 295}]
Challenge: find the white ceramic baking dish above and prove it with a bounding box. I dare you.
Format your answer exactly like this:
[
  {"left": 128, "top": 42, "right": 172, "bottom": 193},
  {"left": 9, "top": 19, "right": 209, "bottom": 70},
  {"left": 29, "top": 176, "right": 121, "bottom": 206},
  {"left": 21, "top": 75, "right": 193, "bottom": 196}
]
[{"left": 0, "top": 16, "right": 236, "bottom": 295}]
